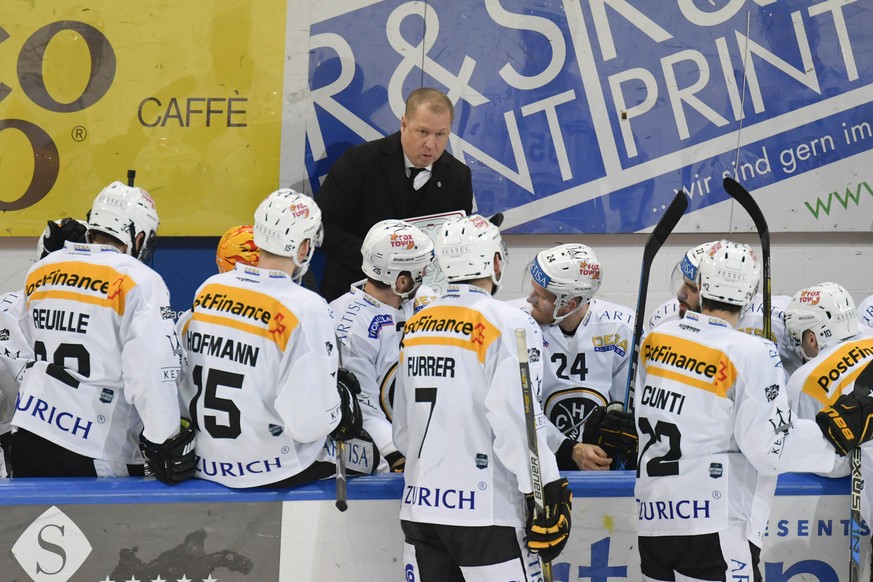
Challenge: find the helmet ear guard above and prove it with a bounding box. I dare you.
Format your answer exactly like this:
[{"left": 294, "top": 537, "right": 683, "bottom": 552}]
[{"left": 784, "top": 282, "right": 858, "bottom": 360}]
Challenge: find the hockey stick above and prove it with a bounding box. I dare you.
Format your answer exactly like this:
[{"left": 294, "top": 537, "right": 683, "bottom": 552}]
[
  {"left": 622, "top": 190, "right": 689, "bottom": 414},
  {"left": 515, "top": 328, "right": 552, "bottom": 582},
  {"left": 127, "top": 169, "right": 136, "bottom": 187},
  {"left": 335, "top": 439, "right": 348, "bottom": 512},
  {"left": 849, "top": 361, "right": 873, "bottom": 581},
  {"left": 722, "top": 177, "right": 771, "bottom": 341},
  {"left": 335, "top": 340, "right": 349, "bottom": 512}
]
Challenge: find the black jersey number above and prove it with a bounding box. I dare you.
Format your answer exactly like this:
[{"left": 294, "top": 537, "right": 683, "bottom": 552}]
[
  {"left": 190, "top": 365, "right": 244, "bottom": 439},
  {"left": 33, "top": 340, "right": 90, "bottom": 388},
  {"left": 551, "top": 352, "right": 588, "bottom": 381},
  {"left": 415, "top": 387, "right": 437, "bottom": 458},
  {"left": 637, "top": 417, "right": 681, "bottom": 477}
]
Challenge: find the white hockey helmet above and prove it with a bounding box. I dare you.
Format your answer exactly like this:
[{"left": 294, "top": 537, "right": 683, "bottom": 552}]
[
  {"left": 695, "top": 240, "right": 760, "bottom": 308},
  {"left": 784, "top": 282, "right": 858, "bottom": 359},
  {"left": 37, "top": 217, "right": 88, "bottom": 261},
  {"left": 253, "top": 189, "right": 323, "bottom": 275},
  {"left": 530, "top": 243, "right": 602, "bottom": 322},
  {"left": 87, "top": 181, "right": 159, "bottom": 262},
  {"left": 361, "top": 219, "right": 434, "bottom": 300},
  {"left": 436, "top": 214, "right": 506, "bottom": 291}
]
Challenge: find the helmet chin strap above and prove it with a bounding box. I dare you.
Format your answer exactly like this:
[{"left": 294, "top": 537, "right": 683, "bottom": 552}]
[{"left": 552, "top": 297, "right": 586, "bottom": 325}]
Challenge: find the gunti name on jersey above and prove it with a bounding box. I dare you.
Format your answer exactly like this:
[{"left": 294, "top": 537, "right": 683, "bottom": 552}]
[
  {"left": 32, "top": 308, "right": 90, "bottom": 334},
  {"left": 816, "top": 344, "right": 873, "bottom": 391},
  {"left": 406, "top": 356, "right": 456, "bottom": 378},
  {"left": 638, "top": 498, "right": 711, "bottom": 521},
  {"left": 404, "top": 485, "right": 476, "bottom": 510},
  {"left": 15, "top": 394, "right": 93, "bottom": 439},
  {"left": 640, "top": 385, "right": 686, "bottom": 414},
  {"left": 196, "top": 455, "right": 282, "bottom": 478},
  {"left": 187, "top": 331, "right": 259, "bottom": 367}
]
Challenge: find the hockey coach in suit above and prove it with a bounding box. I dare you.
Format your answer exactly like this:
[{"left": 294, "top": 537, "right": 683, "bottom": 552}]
[{"left": 316, "top": 87, "right": 474, "bottom": 301}]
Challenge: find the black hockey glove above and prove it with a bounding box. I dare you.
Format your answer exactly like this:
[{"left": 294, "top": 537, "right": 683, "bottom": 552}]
[
  {"left": 816, "top": 389, "right": 873, "bottom": 456},
  {"left": 139, "top": 419, "right": 196, "bottom": 485},
  {"left": 40, "top": 217, "right": 87, "bottom": 259},
  {"left": 525, "top": 478, "right": 572, "bottom": 563},
  {"left": 331, "top": 367, "right": 363, "bottom": 441},
  {"left": 385, "top": 451, "right": 406, "bottom": 473},
  {"left": 582, "top": 402, "right": 637, "bottom": 471}
]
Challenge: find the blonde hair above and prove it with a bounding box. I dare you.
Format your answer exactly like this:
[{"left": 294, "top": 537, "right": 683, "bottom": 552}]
[{"left": 405, "top": 88, "right": 453, "bottom": 122}]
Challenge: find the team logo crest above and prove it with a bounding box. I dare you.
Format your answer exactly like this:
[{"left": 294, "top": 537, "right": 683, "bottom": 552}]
[
  {"left": 764, "top": 384, "right": 779, "bottom": 402},
  {"left": 475, "top": 453, "right": 489, "bottom": 469},
  {"left": 99, "top": 388, "right": 115, "bottom": 404},
  {"left": 546, "top": 391, "right": 601, "bottom": 441},
  {"left": 709, "top": 462, "right": 724, "bottom": 478}
]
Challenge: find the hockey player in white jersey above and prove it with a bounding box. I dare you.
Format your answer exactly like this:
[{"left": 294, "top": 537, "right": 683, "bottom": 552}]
[
  {"left": 331, "top": 219, "right": 436, "bottom": 473},
  {"left": 525, "top": 243, "right": 637, "bottom": 471},
  {"left": 0, "top": 217, "right": 89, "bottom": 477},
  {"left": 178, "top": 189, "right": 363, "bottom": 488},
  {"left": 8, "top": 182, "right": 194, "bottom": 483},
  {"left": 634, "top": 240, "right": 858, "bottom": 582},
  {"left": 647, "top": 240, "right": 801, "bottom": 374},
  {"left": 394, "top": 214, "right": 571, "bottom": 581}
]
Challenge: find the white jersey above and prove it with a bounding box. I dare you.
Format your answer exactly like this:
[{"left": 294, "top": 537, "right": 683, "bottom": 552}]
[
  {"left": 540, "top": 298, "right": 634, "bottom": 449},
  {"left": 634, "top": 311, "right": 837, "bottom": 542},
  {"left": 647, "top": 294, "right": 801, "bottom": 375},
  {"left": 178, "top": 263, "right": 341, "bottom": 488},
  {"left": 859, "top": 294, "right": 873, "bottom": 328},
  {"left": 11, "top": 242, "right": 182, "bottom": 465},
  {"left": 330, "top": 283, "right": 436, "bottom": 463},
  {"left": 787, "top": 328, "right": 873, "bottom": 420},
  {"left": 394, "top": 284, "right": 560, "bottom": 528}
]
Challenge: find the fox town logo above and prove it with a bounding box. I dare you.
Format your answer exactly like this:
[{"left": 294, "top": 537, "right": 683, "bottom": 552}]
[{"left": 12, "top": 506, "right": 92, "bottom": 582}]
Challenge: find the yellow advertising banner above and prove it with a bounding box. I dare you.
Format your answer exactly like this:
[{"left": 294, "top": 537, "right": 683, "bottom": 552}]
[{"left": 0, "top": 1, "right": 287, "bottom": 235}]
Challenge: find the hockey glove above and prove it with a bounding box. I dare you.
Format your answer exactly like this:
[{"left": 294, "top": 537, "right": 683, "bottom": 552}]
[
  {"left": 331, "top": 367, "right": 363, "bottom": 441},
  {"left": 582, "top": 402, "right": 637, "bottom": 471},
  {"left": 40, "top": 217, "right": 87, "bottom": 259},
  {"left": 816, "top": 390, "right": 873, "bottom": 456},
  {"left": 385, "top": 451, "right": 406, "bottom": 473},
  {"left": 139, "top": 419, "right": 196, "bottom": 485},
  {"left": 525, "top": 478, "right": 572, "bottom": 563}
]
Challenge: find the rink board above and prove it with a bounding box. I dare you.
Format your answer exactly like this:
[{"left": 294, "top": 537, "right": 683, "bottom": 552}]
[{"left": 0, "top": 472, "right": 865, "bottom": 581}]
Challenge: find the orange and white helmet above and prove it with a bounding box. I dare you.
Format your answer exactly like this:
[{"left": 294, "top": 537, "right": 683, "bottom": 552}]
[{"left": 216, "top": 225, "right": 259, "bottom": 273}]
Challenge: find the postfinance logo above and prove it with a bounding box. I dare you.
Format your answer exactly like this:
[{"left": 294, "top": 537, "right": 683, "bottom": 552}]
[
  {"left": 12, "top": 506, "right": 92, "bottom": 582},
  {"left": 192, "top": 283, "right": 297, "bottom": 350},
  {"left": 25, "top": 262, "right": 136, "bottom": 315},
  {"left": 642, "top": 333, "right": 736, "bottom": 397},
  {"left": 403, "top": 306, "right": 500, "bottom": 363},
  {"left": 802, "top": 338, "right": 873, "bottom": 405}
]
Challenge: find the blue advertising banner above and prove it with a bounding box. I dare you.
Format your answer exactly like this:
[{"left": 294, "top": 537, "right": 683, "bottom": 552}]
[{"left": 305, "top": 0, "right": 873, "bottom": 234}]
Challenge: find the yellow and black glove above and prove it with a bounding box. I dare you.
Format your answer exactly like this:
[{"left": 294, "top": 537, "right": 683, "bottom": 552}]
[
  {"left": 817, "top": 389, "right": 873, "bottom": 456},
  {"left": 525, "top": 478, "right": 572, "bottom": 563}
]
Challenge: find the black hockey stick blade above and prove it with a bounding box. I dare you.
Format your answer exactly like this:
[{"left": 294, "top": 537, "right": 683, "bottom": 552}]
[
  {"left": 850, "top": 361, "right": 873, "bottom": 581},
  {"left": 723, "top": 177, "right": 772, "bottom": 340},
  {"left": 622, "top": 190, "right": 689, "bottom": 414}
]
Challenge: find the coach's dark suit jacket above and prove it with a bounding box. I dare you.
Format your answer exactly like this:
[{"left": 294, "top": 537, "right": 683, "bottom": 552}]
[{"left": 316, "top": 131, "right": 474, "bottom": 301}]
